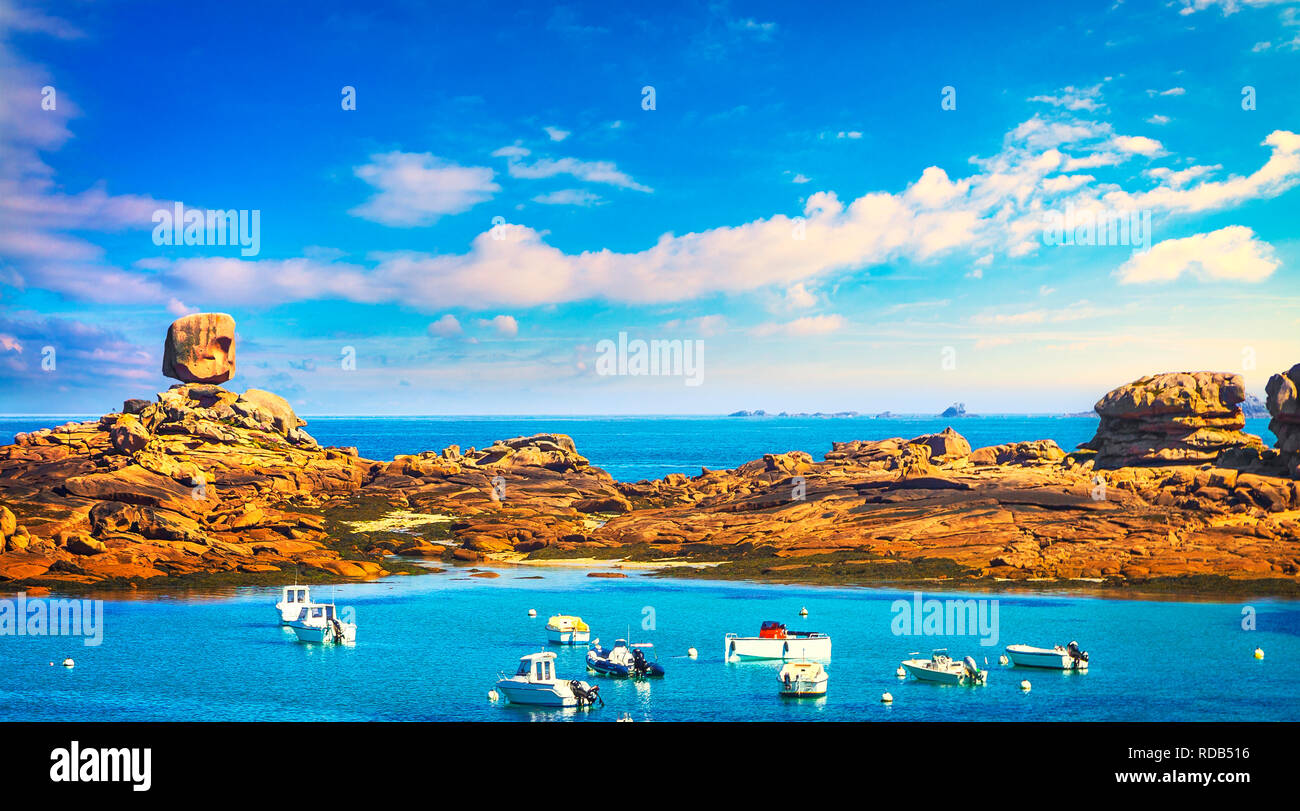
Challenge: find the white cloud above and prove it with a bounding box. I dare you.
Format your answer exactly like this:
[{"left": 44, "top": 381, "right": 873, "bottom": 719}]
[
  {"left": 477, "top": 314, "right": 518, "bottom": 337},
  {"left": 544, "top": 126, "right": 570, "bottom": 142},
  {"left": 1028, "top": 84, "right": 1104, "bottom": 112},
  {"left": 753, "top": 314, "right": 845, "bottom": 337},
  {"left": 1117, "top": 225, "right": 1280, "bottom": 284},
  {"left": 349, "top": 151, "right": 499, "bottom": 226},
  {"left": 496, "top": 146, "right": 651, "bottom": 192},
  {"left": 532, "top": 189, "right": 602, "bottom": 206},
  {"left": 1111, "top": 135, "right": 1164, "bottom": 156},
  {"left": 427, "top": 314, "right": 463, "bottom": 337},
  {"left": 1178, "top": 0, "right": 1294, "bottom": 15},
  {"left": 783, "top": 282, "right": 818, "bottom": 309},
  {"left": 728, "top": 18, "right": 777, "bottom": 40},
  {"left": 791, "top": 173, "right": 811, "bottom": 184},
  {"left": 1146, "top": 114, "right": 1171, "bottom": 125}
]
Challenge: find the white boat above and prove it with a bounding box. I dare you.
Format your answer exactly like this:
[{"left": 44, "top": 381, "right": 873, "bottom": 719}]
[
  {"left": 1005, "top": 641, "right": 1089, "bottom": 670},
  {"left": 287, "top": 602, "right": 356, "bottom": 644},
  {"left": 275, "top": 585, "right": 312, "bottom": 624},
  {"left": 901, "top": 650, "right": 986, "bottom": 685},
  {"left": 546, "top": 614, "right": 591, "bottom": 645},
  {"left": 778, "top": 661, "right": 828, "bottom": 697},
  {"left": 724, "top": 621, "right": 831, "bottom": 661},
  {"left": 494, "top": 651, "right": 602, "bottom": 708},
  {"left": 586, "top": 639, "right": 665, "bottom": 678}
]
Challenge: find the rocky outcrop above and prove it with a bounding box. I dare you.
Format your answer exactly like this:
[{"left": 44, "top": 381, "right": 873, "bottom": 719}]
[
  {"left": 1082, "top": 372, "right": 1265, "bottom": 467},
  {"left": 969, "top": 440, "right": 1066, "bottom": 466},
  {"left": 1266, "top": 364, "right": 1300, "bottom": 477},
  {"left": 162, "top": 313, "right": 236, "bottom": 384}
]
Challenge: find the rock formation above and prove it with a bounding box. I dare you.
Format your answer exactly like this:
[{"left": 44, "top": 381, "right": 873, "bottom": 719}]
[
  {"left": 162, "top": 313, "right": 236, "bottom": 384},
  {"left": 1266, "top": 364, "right": 1300, "bottom": 477},
  {"left": 1081, "top": 371, "right": 1264, "bottom": 467}
]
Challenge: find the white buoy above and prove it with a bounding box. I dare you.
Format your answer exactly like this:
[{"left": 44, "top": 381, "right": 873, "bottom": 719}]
[
  {"left": 895, "top": 666, "right": 906, "bottom": 678},
  {"left": 62, "top": 658, "right": 74, "bottom": 668},
  {"left": 528, "top": 609, "right": 537, "bottom": 617},
  {"left": 881, "top": 692, "right": 893, "bottom": 703},
  {"left": 799, "top": 607, "right": 808, "bottom": 616},
  {"left": 1254, "top": 647, "right": 1264, "bottom": 660},
  {"left": 1020, "top": 679, "right": 1031, "bottom": 691},
  {"left": 687, "top": 647, "right": 699, "bottom": 659},
  {"left": 488, "top": 689, "right": 499, "bottom": 702}
]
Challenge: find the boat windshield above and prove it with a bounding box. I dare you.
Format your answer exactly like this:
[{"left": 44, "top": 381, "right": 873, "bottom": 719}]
[{"left": 515, "top": 660, "right": 531, "bottom": 676}]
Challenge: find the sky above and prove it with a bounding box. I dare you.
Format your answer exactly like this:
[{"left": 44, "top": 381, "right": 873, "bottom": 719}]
[{"left": 0, "top": 0, "right": 1297, "bottom": 415}]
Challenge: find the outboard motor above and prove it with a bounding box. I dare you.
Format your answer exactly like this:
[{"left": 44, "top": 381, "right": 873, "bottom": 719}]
[
  {"left": 1067, "top": 640, "right": 1089, "bottom": 664},
  {"left": 963, "top": 656, "right": 982, "bottom": 681},
  {"left": 631, "top": 648, "right": 649, "bottom": 677}
]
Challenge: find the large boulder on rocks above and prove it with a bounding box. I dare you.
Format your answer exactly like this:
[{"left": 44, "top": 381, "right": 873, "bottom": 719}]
[
  {"left": 970, "top": 439, "right": 1065, "bottom": 466},
  {"left": 1266, "top": 363, "right": 1300, "bottom": 477},
  {"left": 234, "top": 389, "right": 305, "bottom": 435},
  {"left": 1082, "top": 371, "right": 1264, "bottom": 467},
  {"left": 162, "top": 313, "right": 236, "bottom": 384}
]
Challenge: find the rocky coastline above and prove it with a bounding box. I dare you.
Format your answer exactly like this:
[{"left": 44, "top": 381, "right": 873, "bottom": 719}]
[{"left": 2, "top": 315, "right": 1298, "bottom": 597}]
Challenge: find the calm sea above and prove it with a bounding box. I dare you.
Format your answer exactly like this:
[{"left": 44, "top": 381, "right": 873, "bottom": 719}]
[
  {"left": 0, "top": 415, "right": 1278, "bottom": 482},
  {"left": 1, "top": 568, "right": 1296, "bottom": 721}
]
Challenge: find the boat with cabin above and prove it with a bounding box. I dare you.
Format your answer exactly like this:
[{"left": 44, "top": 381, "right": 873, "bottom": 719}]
[
  {"left": 494, "top": 651, "right": 603, "bottom": 708},
  {"left": 275, "top": 584, "right": 312, "bottom": 624},
  {"left": 287, "top": 602, "right": 356, "bottom": 644},
  {"left": 724, "top": 621, "right": 831, "bottom": 661}
]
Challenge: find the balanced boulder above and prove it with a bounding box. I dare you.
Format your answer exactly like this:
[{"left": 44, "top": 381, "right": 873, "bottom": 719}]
[
  {"left": 162, "top": 313, "right": 236, "bottom": 384},
  {"left": 1081, "top": 371, "right": 1264, "bottom": 467}
]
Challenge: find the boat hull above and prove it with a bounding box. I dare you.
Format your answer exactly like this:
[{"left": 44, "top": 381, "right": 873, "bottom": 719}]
[
  {"left": 547, "top": 628, "right": 591, "bottom": 645},
  {"left": 494, "top": 679, "right": 588, "bottom": 707},
  {"left": 724, "top": 634, "right": 831, "bottom": 661},
  {"left": 901, "top": 660, "right": 983, "bottom": 685},
  {"left": 289, "top": 622, "right": 356, "bottom": 644},
  {"left": 1005, "top": 645, "right": 1088, "bottom": 670}
]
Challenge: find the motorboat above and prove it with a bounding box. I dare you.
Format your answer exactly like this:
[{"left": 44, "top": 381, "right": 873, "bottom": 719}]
[
  {"left": 586, "top": 639, "right": 665, "bottom": 678},
  {"left": 900, "top": 650, "right": 986, "bottom": 685},
  {"left": 287, "top": 602, "right": 356, "bottom": 644},
  {"left": 777, "top": 661, "right": 828, "bottom": 697},
  {"left": 546, "top": 614, "right": 591, "bottom": 645},
  {"left": 494, "top": 651, "right": 602, "bottom": 708},
  {"left": 724, "top": 621, "right": 831, "bottom": 661},
  {"left": 275, "top": 584, "right": 312, "bottom": 624},
  {"left": 1005, "top": 641, "right": 1089, "bottom": 670}
]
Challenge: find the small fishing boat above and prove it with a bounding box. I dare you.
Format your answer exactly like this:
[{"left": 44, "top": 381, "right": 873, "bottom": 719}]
[
  {"left": 724, "top": 621, "right": 831, "bottom": 661},
  {"left": 494, "top": 651, "right": 602, "bottom": 708},
  {"left": 1005, "top": 641, "right": 1089, "bottom": 670},
  {"left": 778, "top": 661, "right": 828, "bottom": 697},
  {"left": 901, "top": 650, "right": 986, "bottom": 685},
  {"left": 546, "top": 614, "right": 591, "bottom": 645},
  {"left": 586, "top": 639, "right": 665, "bottom": 678},
  {"left": 275, "top": 584, "right": 312, "bottom": 624},
  {"left": 287, "top": 602, "right": 356, "bottom": 644}
]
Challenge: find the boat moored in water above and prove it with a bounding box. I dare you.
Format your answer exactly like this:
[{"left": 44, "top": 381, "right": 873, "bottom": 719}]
[
  {"left": 778, "top": 661, "right": 828, "bottom": 697},
  {"left": 546, "top": 615, "right": 591, "bottom": 645},
  {"left": 724, "top": 621, "right": 831, "bottom": 661},
  {"left": 1005, "top": 641, "right": 1089, "bottom": 670},
  {"left": 901, "top": 650, "right": 986, "bottom": 685},
  {"left": 586, "top": 639, "right": 665, "bottom": 678},
  {"left": 287, "top": 602, "right": 356, "bottom": 644},
  {"left": 495, "top": 651, "right": 603, "bottom": 708}
]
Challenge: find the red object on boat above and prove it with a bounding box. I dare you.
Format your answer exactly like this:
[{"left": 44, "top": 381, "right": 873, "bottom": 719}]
[{"left": 759, "top": 621, "right": 787, "bottom": 639}]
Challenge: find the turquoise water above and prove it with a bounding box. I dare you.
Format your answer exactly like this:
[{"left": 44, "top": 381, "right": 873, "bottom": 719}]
[
  {"left": 2, "top": 567, "right": 1296, "bottom": 722},
  {"left": 0, "top": 415, "right": 1278, "bottom": 482}
]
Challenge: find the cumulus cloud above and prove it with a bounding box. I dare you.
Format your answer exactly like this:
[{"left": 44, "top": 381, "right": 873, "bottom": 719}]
[
  {"left": 477, "top": 314, "right": 518, "bottom": 337},
  {"left": 349, "top": 151, "right": 499, "bottom": 226},
  {"left": 544, "top": 126, "right": 570, "bottom": 142},
  {"left": 1028, "top": 84, "right": 1105, "bottom": 111},
  {"left": 1117, "top": 226, "right": 1280, "bottom": 284},
  {"left": 427, "top": 314, "right": 463, "bottom": 337}
]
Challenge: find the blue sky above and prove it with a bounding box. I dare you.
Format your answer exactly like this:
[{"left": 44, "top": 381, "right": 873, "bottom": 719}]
[{"left": 1, "top": 0, "right": 1297, "bottom": 415}]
